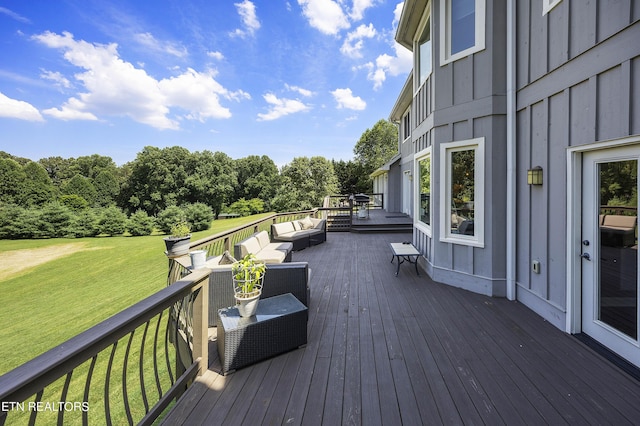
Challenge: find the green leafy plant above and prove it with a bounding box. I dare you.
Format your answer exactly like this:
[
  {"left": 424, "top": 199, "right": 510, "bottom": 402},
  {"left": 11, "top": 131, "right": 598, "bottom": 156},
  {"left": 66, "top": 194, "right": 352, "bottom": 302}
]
[
  {"left": 169, "top": 221, "right": 191, "bottom": 238},
  {"left": 232, "top": 254, "right": 266, "bottom": 294}
]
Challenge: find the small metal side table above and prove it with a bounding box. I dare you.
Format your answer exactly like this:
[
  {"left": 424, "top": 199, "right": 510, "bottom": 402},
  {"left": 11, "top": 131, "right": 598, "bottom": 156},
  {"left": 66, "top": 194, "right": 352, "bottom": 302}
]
[
  {"left": 217, "top": 293, "right": 308, "bottom": 375},
  {"left": 389, "top": 242, "right": 421, "bottom": 276}
]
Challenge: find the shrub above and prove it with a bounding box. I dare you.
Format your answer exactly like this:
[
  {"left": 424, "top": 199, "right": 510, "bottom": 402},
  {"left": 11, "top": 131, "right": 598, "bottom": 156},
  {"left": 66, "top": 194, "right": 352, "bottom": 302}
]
[
  {"left": 59, "top": 194, "right": 89, "bottom": 211},
  {"left": 39, "top": 202, "right": 73, "bottom": 238},
  {"left": 157, "top": 205, "right": 186, "bottom": 234},
  {"left": 183, "top": 203, "right": 213, "bottom": 231},
  {"left": 127, "top": 210, "right": 155, "bottom": 236},
  {"left": 0, "top": 205, "right": 39, "bottom": 239},
  {"left": 67, "top": 209, "right": 99, "bottom": 238},
  {"left": 98, "top": 206, "right": 127, "bottom": 236}
]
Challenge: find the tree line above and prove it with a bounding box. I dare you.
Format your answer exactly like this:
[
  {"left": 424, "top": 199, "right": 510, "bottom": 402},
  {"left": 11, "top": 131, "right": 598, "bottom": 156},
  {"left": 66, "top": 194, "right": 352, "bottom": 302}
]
[{"left": 0, "top": 119, "right": 398, "bottom": 239}]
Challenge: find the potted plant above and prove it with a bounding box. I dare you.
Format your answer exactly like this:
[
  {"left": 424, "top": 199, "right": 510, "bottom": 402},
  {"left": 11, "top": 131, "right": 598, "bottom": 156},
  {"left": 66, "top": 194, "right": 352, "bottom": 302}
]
[
  {"left": 163, "top": 221, "right": 191, "bottom": 258},
  {"left": 232, "top": 254, "right": 267, "bottom": 317}
]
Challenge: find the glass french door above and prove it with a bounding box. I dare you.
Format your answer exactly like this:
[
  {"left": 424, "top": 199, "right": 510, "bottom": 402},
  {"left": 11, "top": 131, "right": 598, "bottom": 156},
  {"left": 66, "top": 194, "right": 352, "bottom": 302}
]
[{"left": 581, "top": 147, "right": 639, "bottom": 368}]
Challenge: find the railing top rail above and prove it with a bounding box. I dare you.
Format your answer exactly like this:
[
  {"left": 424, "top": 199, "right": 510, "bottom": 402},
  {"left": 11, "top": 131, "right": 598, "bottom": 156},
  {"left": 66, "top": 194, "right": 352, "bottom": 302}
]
[{"left": 0, "top": 268, "right": 210, "bottom": 404}]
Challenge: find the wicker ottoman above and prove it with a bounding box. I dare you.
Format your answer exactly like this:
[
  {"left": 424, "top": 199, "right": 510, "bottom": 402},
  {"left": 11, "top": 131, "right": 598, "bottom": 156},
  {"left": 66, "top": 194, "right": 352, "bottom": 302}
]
[{"left": 217, "top": 293, "right": 308, "bottom": 375}]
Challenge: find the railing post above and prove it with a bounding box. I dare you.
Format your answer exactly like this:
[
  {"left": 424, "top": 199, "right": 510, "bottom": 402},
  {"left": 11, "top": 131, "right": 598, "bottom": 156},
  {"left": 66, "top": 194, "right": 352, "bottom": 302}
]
[{"left": 192, "top": 272, "right": 209, "bottom": 377}]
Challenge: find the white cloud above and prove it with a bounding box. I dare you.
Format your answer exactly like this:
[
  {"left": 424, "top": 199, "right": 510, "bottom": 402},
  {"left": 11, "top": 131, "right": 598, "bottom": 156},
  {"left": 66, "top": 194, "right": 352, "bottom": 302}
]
[
  {"left": 350, "top": 0, "right": 376, "bottom": 21},
  {"left": 297, "top": 0, "right": 349, "bottom": 35},
  {"left": 393, "top": 2, "right": 404, "bottom": 27},
  {"left": 340, "top": 23, "right": 376, "bottom": 58},
  {"left": 207, "top": 51, "right": 224, "bottom": 60},
  {"left": 0, "top": 92, "right": 44, "bottom": 121},
  {"left": 285, "top": 84, "right": 314, "bottom": 97},
  {"left": 43, "top": 98, "right": 98, "bottom": 121},
  {"left": 40, "top": 70, "right": 72, "bottom": 89},
  {"left": 331, "top": 88, "right": 366, "bottom": 110},
  {"left": 31, "top": 31, "right": 248, "bottom": 129},
  {"left": 0, "top": 7, "right": 31, "bottom": 23},
  {"left": 134, "top": 32, "right": 188, "bottom": 58},
  {"left": 367, "top": 42, "right": 412, "bottom": 89},
  {"left": 257, "top": 93, "right": 311, "bottom": 121},
  {"left": 230, "top": 0, "right": 261, "bottom": 38},
  {"left": 159, "top": 68, "right": 250, "bottom": 121}
]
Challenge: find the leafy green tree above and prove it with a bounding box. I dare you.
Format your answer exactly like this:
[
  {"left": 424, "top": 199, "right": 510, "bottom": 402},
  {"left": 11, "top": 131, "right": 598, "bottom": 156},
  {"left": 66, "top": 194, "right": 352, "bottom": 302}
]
[
  {"left": 120, "top": 146, "right": 192, "bottom": 215},
  {"left": 127, "top": 210, "right": 156, "bottom": 236},
  {"left": 63, "top": 174, "right": 97, "bottom": 206},
  {"left": 67, "top": 209, "right": 99, "bottom": 237},
  {"left": 234, "top": 155, "right": 279, "bottom": 208},
  {"left": 73, "top": 154, "right": 117, "bottom": 179},
  {"left": 39, "top": 202, "right": 73, "bottom": 238},
  {"left": 98, "top": 206, "right": 128, "bottom": 236},
  {"left": 184, "top": 151, "right": 237, "bottom": 218},
  {"left": 21, "top": 162, "right": 56, "bottom": 206},
  {"left": 93, "top": 170, "right": 120, "bottom": 207},
  {"left": 333, "top": 159, "right": 372, "bottom": 194},
  {"left": 353, "top": 119, "right": 398, "bottom": 174},
  {"left": 272, "top": 156, "right": 338, "bottom": 211},
  {"left": 157, "top": 205, "right": 187, "bottom": 234},
  {"left": 183, "top": 202, "right": 213, "bottom": 232},
  {"left": 0, "top": 158, "right": 27, "bottom": 205},
  {"left": 39, "top": 156, "right": 77, "bottom": 188}
]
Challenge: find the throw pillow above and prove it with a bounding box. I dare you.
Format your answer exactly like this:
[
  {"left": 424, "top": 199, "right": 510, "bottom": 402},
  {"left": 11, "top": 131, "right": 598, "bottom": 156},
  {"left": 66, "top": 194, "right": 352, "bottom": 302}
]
[
  {"left": 218, "top": 250, "right": 237, "bottom": 265},
  {"left": 299, "top": 216, "right": 314, "bottom": 230}
]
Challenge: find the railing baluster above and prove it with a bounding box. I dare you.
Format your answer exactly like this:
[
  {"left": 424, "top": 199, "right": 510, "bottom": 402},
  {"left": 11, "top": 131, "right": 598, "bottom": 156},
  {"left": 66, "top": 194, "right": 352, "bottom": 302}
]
[
  {"left": 57, "top": 371, "right": 73, "bottom": 425},
  {"left": 139, "top": 321, "right": 151, "bottom": 414},
  {"left": 104, "top": 342, "right": 118, "bottom": 426},
  {"left": 29, "top": 389, "right": 44, "bottom": 425},
  {"left": 122, "top": 330, "right": 135, "bottom": 425},
  {"left": 152, "top": 311, "right": 164, "bottom": 398},
  {"left": 83, "top": 356, "right": 98, "bottom": 426}
]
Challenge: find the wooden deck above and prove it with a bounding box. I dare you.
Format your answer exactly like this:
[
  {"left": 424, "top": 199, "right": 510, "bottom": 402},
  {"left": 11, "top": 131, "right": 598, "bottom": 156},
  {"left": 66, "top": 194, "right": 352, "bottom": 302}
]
[{"left": 162, "top": 232, "right": 640, "bottom": 425}]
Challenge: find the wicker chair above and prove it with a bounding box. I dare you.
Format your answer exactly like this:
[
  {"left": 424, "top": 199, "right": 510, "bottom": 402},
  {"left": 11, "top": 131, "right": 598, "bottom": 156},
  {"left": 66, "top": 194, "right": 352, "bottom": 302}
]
[{"left": 208, "top": 262, "right": 310, "bottom": 327}]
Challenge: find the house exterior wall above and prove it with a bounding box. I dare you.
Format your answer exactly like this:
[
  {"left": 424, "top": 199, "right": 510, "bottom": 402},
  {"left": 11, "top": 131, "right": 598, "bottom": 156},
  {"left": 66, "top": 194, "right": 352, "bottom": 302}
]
[
  {"left": 514, "top": 1, "right": 640, "bottom": 325},
  {"left": 391, "top": 0, "right": 640, "bottom": 367},
  {"left": 405, "top": 0, "right": 508, "bottom": 296}
]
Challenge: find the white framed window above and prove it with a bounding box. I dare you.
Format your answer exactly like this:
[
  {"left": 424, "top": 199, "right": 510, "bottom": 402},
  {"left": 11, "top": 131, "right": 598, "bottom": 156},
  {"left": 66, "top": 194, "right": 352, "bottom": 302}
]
[
  {"left": 543, "top": 0, "right": 563, "bottom": 15},
  {"left": 402, "top": 110, "right": 410, "bottom": 142},
  {"left": 440, "top": 0, "right": 486, "bottom": 65},
  {"left": 415, "top": 12, "right": 432, "bottom": 87},
  {"left": 439, "top": 138, "right": 485, "bottom": 247},
  {"left": 415, "top": 148, "right": 432, "bottom": 237}
]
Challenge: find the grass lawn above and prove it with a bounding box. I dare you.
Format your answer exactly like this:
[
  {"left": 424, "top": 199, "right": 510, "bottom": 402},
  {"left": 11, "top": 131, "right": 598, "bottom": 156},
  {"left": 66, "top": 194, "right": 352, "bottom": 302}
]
[{"left": 0, "top": 213, "right": 272, "bottom": 376}]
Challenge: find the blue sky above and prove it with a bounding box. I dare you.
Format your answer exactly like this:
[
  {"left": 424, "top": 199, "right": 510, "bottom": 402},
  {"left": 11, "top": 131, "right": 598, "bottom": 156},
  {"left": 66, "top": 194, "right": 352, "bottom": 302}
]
[{"left": 0, "top": 0, "right": 411, "bottom": 166}]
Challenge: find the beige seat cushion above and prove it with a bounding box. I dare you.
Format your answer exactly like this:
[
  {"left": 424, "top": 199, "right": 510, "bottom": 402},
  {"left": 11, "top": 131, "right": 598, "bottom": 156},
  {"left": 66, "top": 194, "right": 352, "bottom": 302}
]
[{"left": 255, "top": 249, "right": 287, "bottom": 263}]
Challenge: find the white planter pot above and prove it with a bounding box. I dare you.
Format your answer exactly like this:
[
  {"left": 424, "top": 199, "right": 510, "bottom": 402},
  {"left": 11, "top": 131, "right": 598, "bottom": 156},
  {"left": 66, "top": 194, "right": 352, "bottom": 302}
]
[
  {"left": 234, "top": 291, "right": 261, "bottom": 317},
  {"left": 233, "top": 278, "right": 263, "bottom": 317},
  {"left": 190, "top": 250, "right": 207, "bottom": 269}
]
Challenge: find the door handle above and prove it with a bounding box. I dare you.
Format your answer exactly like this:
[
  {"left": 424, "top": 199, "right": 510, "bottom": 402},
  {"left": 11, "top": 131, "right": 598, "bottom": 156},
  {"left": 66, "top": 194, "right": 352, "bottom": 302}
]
[{"left": 580, "top": 252, "right": 591, "bottom": 261}]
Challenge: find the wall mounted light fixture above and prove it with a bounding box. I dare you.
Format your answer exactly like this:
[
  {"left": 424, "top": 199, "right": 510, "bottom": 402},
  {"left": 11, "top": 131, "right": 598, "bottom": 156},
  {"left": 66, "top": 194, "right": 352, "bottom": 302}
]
[{"left": 527, "top": 166, "right": 543, "bottom": 185}]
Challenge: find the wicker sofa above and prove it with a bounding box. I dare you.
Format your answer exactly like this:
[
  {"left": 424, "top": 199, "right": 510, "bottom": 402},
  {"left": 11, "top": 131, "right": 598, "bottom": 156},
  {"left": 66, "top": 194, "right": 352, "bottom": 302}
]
[
  {"left": 271, "top": 217, "right": 327, "bottom": 251},
  {"left": 234, "top": 231, "right": 293, "bottom": 263}
]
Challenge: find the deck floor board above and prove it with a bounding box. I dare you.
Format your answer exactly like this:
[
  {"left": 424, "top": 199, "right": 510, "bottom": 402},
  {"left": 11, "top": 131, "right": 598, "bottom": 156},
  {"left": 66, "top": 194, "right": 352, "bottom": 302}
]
[{"left": 161, "top": 232, "right": 640, "bottom": 425}]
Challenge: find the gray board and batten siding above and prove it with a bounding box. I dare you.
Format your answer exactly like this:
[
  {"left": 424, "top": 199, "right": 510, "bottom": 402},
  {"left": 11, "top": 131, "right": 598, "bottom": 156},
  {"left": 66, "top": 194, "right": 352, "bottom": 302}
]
[
  {"left": 408, "top": 0, "right": 509, "bottom": 298},
  {"left": 515, "top": 1, "right": 640, "bottom": 326}
]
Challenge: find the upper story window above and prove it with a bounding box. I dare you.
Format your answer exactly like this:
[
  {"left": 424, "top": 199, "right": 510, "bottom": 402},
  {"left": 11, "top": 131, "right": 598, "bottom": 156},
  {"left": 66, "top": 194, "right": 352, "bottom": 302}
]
[
  {"left": 440, "top": 0, "right": 486, "bottom": 65},
  {"left": 543, "top": 0, "right": 563, "bottom": 15},
  {"left": 417, "top": 18, "right": 432, "bottom": 86},
  {"left": 402, "top": 111, "right": 410, "bottom": 141}
]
